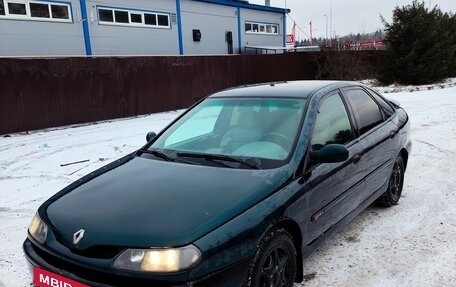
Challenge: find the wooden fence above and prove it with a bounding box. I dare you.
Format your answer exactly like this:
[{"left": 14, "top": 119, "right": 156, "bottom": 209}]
[{"left": 0, "top": 51, "right": 383, "bottom": 134}]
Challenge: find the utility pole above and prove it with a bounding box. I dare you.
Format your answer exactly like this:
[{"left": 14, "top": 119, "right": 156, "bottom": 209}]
[
  {"left": 323, "top": 14, "right": 328, "bottom": 46},
  {"left": 329, "top": 0, "right": 332, "bottom": 47},
  {"left": 309, "top": 21, "right": 313, "bottom": 45}
]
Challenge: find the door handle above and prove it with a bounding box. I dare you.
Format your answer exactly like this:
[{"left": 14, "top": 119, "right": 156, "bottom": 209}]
[
  {"left": 353, "top": 153, "right": 362, "bottom": 164},
  {"left": 390, "top": 130, "right": 398, "bottom": 139}
]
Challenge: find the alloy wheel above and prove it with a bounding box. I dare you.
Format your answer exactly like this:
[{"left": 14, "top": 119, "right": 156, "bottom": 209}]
[{"left": 259, "top": 247, "right": 291, "bottom": 287}]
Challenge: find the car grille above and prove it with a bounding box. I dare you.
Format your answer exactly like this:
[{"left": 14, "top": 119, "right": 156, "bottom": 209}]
[
  {"left": 52, "top": 229, "right": 124, "bottom": 259},
  {"left": 69, "top": 245, "right": 125, "bottom": 259}
]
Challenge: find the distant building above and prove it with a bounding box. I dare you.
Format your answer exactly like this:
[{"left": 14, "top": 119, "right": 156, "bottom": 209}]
[{"left": 0, "top": 0, "right": 288, "bottom": 56}]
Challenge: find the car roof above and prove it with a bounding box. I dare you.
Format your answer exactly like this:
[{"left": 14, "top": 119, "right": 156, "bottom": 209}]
[{"left": 208, "top": 81, "right": 363, "bottom": 99}]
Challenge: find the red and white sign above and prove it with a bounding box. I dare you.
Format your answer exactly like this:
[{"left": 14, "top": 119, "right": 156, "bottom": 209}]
[
  {"left": 34, "top": 267, "right": 90, "bottom": 287},
  {"left": 359, "top": 40, "right": 384, "bottom": 47},
  {"left": 286, "top": 34, "right": 294, "bottom": 44}
]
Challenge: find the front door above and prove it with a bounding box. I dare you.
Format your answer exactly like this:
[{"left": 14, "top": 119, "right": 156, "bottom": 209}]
[{"left": 304, "top": 92, "right": 365, "bottom": 243}]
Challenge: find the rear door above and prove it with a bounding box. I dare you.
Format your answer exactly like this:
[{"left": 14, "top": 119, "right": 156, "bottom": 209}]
[{"left": 341, "top": 88, "right": 397, "bottom": 204}]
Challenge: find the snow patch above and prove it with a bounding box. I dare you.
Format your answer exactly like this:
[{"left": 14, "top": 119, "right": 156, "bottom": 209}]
[{"left": 1, "top": 86, "right": 456, "bottom": 287}]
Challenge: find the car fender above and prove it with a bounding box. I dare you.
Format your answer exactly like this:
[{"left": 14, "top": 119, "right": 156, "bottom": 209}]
[{"left": 190, "top": 180, "right": 306, "bottom": 281}]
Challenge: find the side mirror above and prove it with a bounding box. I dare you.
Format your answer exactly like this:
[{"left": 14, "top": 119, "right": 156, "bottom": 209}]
[
  {"left": 310, "top": 144, "right": 349, "bottom": 163},
  {"left": 146, "top": 131, "right": 157, "bottom": 142}
]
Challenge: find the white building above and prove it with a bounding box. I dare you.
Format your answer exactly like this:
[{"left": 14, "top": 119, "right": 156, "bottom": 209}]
[{"left": 0, "top": 0, "right": 288, "bottom": 56}]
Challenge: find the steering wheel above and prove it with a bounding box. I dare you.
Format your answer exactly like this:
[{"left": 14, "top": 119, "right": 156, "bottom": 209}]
[{"left": 261, "top": 132, "right": 292, "bottom": 150}]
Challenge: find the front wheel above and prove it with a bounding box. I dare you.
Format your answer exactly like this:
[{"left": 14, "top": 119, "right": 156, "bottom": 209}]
[
  {"left": 377, "top": 155, "right": 405, "bottom": 207},
  {"left": 244, "top": 228, "right": 296, "bottom": 287}
]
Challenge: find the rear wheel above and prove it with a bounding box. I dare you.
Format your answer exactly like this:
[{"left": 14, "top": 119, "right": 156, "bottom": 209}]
[
  {"left": 377, "top": 155, "right": 405, "bottom": 207},
  {"left": 245, "top": 229, "right": 296, "bottom": 287}
]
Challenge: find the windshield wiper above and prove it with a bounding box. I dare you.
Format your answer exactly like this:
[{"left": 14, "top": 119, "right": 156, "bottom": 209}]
[
  {"left": 176, "top": 152, "right": 259, "bottom": 169},
  {"left": 141, "top": 149, "right": 196, "bottom": 165},
  {"left": 141, "top": 149, "right": 175, "bottom": 162}
]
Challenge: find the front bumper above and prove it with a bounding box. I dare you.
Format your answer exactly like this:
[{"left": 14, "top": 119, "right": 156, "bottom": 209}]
[{"left": 23, "top": 239, "right": 250, "bottom": 287}]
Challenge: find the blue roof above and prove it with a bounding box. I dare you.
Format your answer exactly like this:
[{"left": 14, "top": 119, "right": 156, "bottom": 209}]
[{"left": 192, "top": 0, "right": 289, "bottom": 14}]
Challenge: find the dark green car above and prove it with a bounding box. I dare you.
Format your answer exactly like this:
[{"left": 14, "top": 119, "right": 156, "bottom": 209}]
[{"left": 24, "top": 81, "right": 411, "bottom": 287}]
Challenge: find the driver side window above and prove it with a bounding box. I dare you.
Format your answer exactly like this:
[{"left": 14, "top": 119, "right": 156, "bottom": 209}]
[{"left": 311, "top": 93, "right": 354, "bottom": 151}]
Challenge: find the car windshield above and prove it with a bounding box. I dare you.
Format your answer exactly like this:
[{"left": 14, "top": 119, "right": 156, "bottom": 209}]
[{"left": 148, "top": 98, "right": 306, "bottom": 168}]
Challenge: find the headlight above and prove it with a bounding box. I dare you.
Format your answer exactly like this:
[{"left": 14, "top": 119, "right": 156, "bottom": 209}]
[
  {"left": 114, "top": 245, "right": 201, "bottom": 272},
  {"left": 28, "top": 213, "right": 48, "bottom": 244}
]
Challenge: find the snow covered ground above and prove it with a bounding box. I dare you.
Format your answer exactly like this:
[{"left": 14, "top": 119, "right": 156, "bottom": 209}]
[{"left": 1, "top": 84, "right": 456, "bottom": 287}]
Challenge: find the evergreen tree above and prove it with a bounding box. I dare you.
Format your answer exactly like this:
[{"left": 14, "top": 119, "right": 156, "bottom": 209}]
[
  {"left": 445, "top": 13, "right": 456, "bottom": 77},
  {"left": 379, "top": 1, "right": 456, "bottom": 85}
]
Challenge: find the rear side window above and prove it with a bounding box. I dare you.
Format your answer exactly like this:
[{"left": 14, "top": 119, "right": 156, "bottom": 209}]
[
  {"left": 344, "top": 89, "right": 383, "bottom": 135},
  {"left": 311, "top": 93, "right": 354, "bottom": 151},
  {"left": 366, "top": 88, "right": 395, "bottom": 117}
]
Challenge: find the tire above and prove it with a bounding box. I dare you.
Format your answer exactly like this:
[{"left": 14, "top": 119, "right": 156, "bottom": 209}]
[
  {"left": 244, "top": 228, "right": 296, "bottom": 287},
  {"left": 377, "top": 155, "right": 405, "bottom": 207}
]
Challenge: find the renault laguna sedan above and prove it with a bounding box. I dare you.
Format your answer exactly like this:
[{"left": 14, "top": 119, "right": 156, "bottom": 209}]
[{"left": 24, "top": 81, "right": 411, "bottom": 287}]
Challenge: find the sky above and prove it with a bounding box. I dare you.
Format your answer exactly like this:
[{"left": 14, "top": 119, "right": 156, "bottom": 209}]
[{"left": 250, "top": 0, "right": 455, "bottom": 39}]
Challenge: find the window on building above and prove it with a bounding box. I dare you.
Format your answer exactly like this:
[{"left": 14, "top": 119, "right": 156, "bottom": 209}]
[
  {"left": 7, "top": 2, "right": 26, "bottom": 15},
  {"left": 98, "top": 9, "right": 113, "bottom": 22},
  {"left": 130, "top": 13, "right": 141, "bottom": 23},
  {"left": 157, "top": 14, "right": 168, "bottom": 26},
  {"left": 0, "top": 0, "right": 71, "bottom": 21},
  {"left": 30, "top": 3, "right": 49, "bottom": 18},
  {"left": 245, "top": 21, "right": 279, "bottom": 35},
  {"left": 0, "top": 0, "right": 5, "bottom": 15},
  {"left": 51, "top": 4, "right": 69, "bottom": 19},
  {"left": 114, "top": 10, "right": 128, "bottom": 23},
  {"left": 97, "top": 6, "right": 170, "bottom": 29},
  {"left": 144, "top": 13, "right": 156, "bottom": 25}
]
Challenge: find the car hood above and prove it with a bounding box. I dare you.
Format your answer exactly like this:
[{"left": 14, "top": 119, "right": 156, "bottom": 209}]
[{"left": 44, "top": 154, "right": 291, "bottom": 249}]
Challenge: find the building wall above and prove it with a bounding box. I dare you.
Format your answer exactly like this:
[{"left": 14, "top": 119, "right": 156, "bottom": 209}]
[
  {"left": 180, "top": 0, "right": 238, "bottom": 55},
  {"left": 0, "top": 0, "right": 286, "bottom": 56},
  {"left": 0, "top": 0, "right": 85, "bottom": 56},
  {"left": 240, "top": 8, "right": 284, "bottom": 49},
  {"left": 85, "top": 0, "right": 179, "bottom": 55}
]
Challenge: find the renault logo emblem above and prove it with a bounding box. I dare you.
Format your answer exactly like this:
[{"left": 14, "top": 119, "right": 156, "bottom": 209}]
[{"left": 73, "top": 229, "right": 85, "bottom": 245}]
